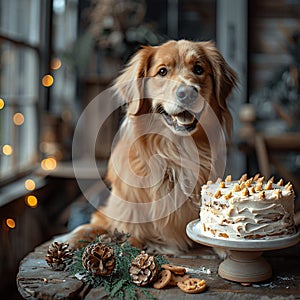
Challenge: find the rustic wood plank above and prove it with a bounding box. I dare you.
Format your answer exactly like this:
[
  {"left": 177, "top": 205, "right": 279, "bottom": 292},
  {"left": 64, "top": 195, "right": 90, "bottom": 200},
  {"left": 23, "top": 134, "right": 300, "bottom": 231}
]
[{"left": 17, "top": 238, "right": 300, "bottom": 299}]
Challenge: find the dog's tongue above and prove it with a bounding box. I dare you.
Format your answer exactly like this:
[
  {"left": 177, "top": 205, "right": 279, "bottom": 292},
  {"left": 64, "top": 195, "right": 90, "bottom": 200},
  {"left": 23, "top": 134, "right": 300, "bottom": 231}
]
[{"left": 174, "top": 111, "right": 195, "bottom": 125}]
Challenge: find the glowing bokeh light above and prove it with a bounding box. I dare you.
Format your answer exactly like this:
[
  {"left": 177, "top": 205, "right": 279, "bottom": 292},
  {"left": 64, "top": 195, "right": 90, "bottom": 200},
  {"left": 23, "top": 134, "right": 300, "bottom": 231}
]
[
  {"left": 41, "top": 157, "right": 57, "bottom": 170},
  {"left": 51, "top": 58, "right": 62, "bottom": 70},
  {"left": 6, "top": 218, "right": 16, "bottom": 229},
  {"left": 26, "top": 195, "right": 38, "bottom": 208},
  {"left": 24, "top": 179, "right": 36, "bottom": 191},
  {"left": 13, "top": 112, "right": 25, "bottom": 126},
  {"left": 2, "top": 144, "right": 13, "bottom": 156},
  {"left": 0, "top": 98, "right": 4, "bottom": 110},
  {"left": 42, "top": 74, "right": 54, "bottom": 87}
]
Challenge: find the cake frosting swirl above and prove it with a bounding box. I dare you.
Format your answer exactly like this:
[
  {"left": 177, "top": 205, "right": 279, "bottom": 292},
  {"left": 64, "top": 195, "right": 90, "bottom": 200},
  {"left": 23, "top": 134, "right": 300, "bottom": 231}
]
[{"left": 198, "top": 174, "right": 296, "bottom": 240}]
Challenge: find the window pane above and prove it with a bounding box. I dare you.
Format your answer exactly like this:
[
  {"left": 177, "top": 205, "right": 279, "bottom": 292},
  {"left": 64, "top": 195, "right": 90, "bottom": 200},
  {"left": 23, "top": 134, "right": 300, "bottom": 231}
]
[
  {"left": 0, "top": 42, "right": 39, "bottom": 102},
  {"left": 0, "top": 106, "right": 15, "bottom": 177},
  {"left": 0, "top": 0, "right": 41, "bottom": 45},
  {"left": 18, "top": 105, "right": 38, "bottom": 169}
]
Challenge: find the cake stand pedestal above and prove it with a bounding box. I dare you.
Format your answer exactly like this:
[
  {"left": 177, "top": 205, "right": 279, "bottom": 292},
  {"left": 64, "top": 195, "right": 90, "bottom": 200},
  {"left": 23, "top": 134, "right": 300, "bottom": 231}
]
[{"left": 186, "top": 220, "right": 300, "bottom": 283}]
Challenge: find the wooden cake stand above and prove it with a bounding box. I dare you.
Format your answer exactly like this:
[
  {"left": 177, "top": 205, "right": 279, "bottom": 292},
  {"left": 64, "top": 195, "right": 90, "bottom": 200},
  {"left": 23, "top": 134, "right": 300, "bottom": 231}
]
[{"left": 186, "top": 220, "right": 300, "bottom": 283}]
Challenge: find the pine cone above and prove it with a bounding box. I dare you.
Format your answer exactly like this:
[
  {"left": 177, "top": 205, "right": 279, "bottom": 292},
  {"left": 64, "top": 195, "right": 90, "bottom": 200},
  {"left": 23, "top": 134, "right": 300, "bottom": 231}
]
[
  {"left": 82, "top": 243, "right": 115, "bottom": 276},
  {"left": 129, "top": 251, "right": 158, "bottom": 286},
  {"left": 45, "top": 241, "right": 73, "bottom": 271}
]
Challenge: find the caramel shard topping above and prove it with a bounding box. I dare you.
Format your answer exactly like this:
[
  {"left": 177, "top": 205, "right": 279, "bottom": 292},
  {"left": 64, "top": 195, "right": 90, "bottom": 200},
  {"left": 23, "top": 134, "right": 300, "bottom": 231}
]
[
  {"left": 249, "top": 186, "right": 255, "bottom": 194},
  {"left": 268, "top": 176, "right": 274, "bottom": 183},
  {"left": 241, "top": 188, "right": 249, "bottom": 196},
  {"left": 274, "top": 189, "right": 282, "bottom": 199},
  {"left": 214, "top": 189, "right": 222, "bottom": 199},
  {"left": 257, "top": 176, "right": 265, "bottom": 183},
  {"left": 216, "top": 178, "right": 222, "bottom": 183},
  {"left": 276, "top": 178, "right": 284, "bottom": 186},
  {"left": 233, "top": 183, "right": 241, "bottom": 192},
  {"left": 224, "top": 191, "right": 232, "bottom": 200},
  {"left": 253, "top": 173, "right": 260, "bottom": 181},
  {"left": 219, "top": 233, "right": 229, "bottom": 238},
  {"left": 245, "top": 178, "right": 253, "bottom": 187},
  {"left": 207, "top": 180, "right": 213, "bottom": 185},
  {"left": 240, "top": 182, "right": 246, "bottom": 190},
  {"left": 255, "top": 182, "right": 263, "bottom": 192},
  {"left": 265, "top": 180, "right": 273, "bottom": 190},
  {"left": 239, "top": 173, "right": 247, "bottom": 182},
  {"left": 258, "top": 191, "right": 265, "bottom": 199},
  {"left": 225, "top": 175, "right": 232, "bottom": 182},
  {"left": 285, "top": 182, "right": 291, "bottom": 189},
  {"left": 284, "top": 182, "right": 294, "bottom": 193},
  {"left": 219, "top": 181, "right": 226, "bottom": 188}
]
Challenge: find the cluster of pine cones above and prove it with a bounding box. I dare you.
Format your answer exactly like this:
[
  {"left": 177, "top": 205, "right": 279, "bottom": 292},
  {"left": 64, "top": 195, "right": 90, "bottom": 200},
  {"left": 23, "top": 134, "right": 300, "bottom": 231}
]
[{"left": 45, "top": 233, "right": 158, "bottom": 286}]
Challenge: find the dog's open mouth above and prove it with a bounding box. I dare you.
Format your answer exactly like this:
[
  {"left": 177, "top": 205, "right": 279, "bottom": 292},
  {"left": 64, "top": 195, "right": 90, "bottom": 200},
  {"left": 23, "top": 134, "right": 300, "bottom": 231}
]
[{"left": 159, "top": 108, "right": 200, "bottom": 132}]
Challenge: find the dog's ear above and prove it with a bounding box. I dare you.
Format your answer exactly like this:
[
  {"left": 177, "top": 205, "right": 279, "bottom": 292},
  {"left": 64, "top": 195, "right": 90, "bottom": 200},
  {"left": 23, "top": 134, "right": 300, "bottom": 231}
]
[
  {"left": 200, "top": 41, "right": 238, "bottom": 134},
  {"left": 113, "top": 46, "right": 154, "bottom": 115}
]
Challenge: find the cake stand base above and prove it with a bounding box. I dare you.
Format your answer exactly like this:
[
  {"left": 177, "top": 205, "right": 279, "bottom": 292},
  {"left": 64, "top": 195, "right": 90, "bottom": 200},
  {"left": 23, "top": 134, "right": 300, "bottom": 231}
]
[
  {"left": 218, "top": 250, "right": 272, "bottom": 283},
  {"left": 186, "top": 220, "right": 300, "bottom": 284}
]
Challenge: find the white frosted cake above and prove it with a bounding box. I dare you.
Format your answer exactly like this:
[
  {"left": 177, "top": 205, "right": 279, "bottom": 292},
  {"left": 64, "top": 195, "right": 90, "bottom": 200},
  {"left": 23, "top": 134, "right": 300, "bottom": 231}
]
[{"left": 198, "top": 174, "right": 296, "bottom": 240}]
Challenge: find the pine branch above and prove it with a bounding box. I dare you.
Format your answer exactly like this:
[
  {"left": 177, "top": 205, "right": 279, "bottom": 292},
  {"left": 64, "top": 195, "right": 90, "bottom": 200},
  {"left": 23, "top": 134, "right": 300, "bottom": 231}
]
[{"left": 68, "top": 232, "right": 168, "bottom": 300}]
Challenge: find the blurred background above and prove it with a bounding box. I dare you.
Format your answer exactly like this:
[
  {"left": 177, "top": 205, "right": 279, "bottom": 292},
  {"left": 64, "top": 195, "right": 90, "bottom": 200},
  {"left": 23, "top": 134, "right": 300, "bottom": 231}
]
[{"left": 1, "top": 0, "right": 300, "bottom": 298}]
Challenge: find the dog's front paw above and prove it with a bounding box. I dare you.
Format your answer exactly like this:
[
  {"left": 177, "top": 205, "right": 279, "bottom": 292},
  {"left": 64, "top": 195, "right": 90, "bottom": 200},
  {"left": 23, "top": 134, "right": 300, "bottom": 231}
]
[
  {"left": 67, "top": 235, "right": 90, "bottom": 250},
  {"left": 62, "top": 224, "right": 107, "bottom": 250},
  {"left": 129, "top": 236, "right": 145, "bottom": 250}
]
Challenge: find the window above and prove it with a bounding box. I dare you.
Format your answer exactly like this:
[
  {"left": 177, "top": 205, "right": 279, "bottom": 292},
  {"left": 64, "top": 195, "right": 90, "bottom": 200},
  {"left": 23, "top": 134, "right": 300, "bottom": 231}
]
[
  {"left": 0, "top": 0, "right": 78, "bottom": 182},
  {"left": 0, "top": 0, "right": 47, "bottom": 181}
]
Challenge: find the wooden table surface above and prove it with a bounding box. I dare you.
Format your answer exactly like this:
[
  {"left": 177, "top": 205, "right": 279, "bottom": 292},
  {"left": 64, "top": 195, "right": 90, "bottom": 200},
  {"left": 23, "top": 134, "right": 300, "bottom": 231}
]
[{"left": 17, "top": 234, "right": 300, "bottom": 300}]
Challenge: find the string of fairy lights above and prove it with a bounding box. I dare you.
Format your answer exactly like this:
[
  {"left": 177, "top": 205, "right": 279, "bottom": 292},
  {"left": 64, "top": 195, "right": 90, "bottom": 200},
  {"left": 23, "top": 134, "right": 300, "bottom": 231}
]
[{"left": 0, "top": 57, "right": 62, "bottom": 232}]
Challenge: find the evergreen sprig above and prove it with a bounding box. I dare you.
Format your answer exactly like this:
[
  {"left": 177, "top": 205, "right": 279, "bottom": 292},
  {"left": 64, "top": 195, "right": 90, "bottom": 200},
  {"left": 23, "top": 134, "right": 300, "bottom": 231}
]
[{"left": 68, "top": 233, "right": 169, "bottom": 300}]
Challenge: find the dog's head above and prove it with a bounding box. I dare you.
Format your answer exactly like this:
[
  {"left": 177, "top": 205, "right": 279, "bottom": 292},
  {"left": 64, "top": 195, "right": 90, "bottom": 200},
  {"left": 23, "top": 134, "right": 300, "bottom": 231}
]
[{"left": 114, "top": 40, "right": 237, "bottom": 136}]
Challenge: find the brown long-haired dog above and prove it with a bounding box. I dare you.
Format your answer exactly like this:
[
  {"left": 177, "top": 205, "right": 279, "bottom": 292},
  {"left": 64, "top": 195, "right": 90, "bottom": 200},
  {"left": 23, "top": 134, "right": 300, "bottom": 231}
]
[{"left": 67, "top": 40, "right": 237, "bottom": 254}]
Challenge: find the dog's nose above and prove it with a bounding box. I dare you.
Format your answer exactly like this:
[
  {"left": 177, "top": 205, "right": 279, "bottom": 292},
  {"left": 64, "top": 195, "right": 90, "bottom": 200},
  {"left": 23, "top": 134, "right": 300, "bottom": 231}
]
[{"left": 176, "top": 85, "right": 198, "bottom": 104}]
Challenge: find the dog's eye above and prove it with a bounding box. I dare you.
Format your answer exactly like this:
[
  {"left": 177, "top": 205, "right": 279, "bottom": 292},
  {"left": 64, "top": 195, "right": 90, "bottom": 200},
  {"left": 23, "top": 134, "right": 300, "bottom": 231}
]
[
  {"left": 193, "top": 65, "right": 204, "bottom": 75},
  {"left": 158, "top": 67, "right": 168, "bottom": 77}
]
